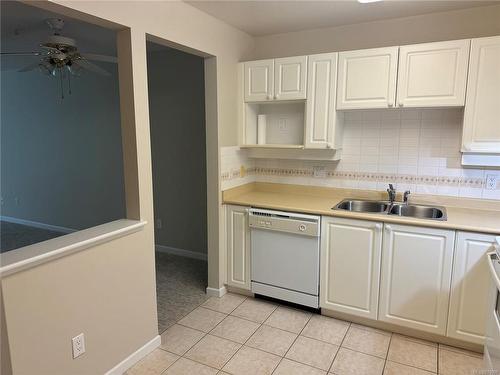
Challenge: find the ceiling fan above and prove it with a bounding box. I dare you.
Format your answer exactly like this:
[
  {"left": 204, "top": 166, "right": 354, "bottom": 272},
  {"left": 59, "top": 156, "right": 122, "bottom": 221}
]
[{"left": 0, "top": 18, "right": 118, "bottom": 98}]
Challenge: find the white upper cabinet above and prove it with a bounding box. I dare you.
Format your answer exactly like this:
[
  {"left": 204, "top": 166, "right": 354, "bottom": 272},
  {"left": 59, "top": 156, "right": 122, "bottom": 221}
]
[
  {"left": 462, "top": 35, "right": 500, "bottom": 154},
  {"left": 244, "top": 59, "right": 274, "bottom": 102},
  {"left": 244, "top": 57, "right": 307, "bottom": 102},
  {"left": 447, "top": 231, "right": 497, "bottom": 345},
  {"left": 320, "top": 217, "right": 382, "bottom": 319},
  {"left": 337, "top": 47, "right": 398, "bottom": 109},
  {"left": 379, "top": 224, "right": 455, "bottom": 335},
  {"left": 274, "top": 56, "right": 307, "bottom": 100},
  {"left": 397, "top": 40, "right": 470, "bottom": 108},
  {"left": 305, "top": 53, "right": 338, "bottom": 149}
]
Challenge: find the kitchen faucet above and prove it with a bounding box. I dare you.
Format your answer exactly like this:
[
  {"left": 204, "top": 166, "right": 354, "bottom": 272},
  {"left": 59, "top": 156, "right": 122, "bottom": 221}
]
[
  {"left": 387, "top": 184, "right": 396, "bottom": 205},
  {"left": 403, "top": 190, "right": 411, "bottom": 205}
]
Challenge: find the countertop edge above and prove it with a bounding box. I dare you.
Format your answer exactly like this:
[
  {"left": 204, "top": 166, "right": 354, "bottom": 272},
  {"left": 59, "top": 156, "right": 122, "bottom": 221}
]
[{"left": 223, "top": 197, "right": 500, "bottom": 236}]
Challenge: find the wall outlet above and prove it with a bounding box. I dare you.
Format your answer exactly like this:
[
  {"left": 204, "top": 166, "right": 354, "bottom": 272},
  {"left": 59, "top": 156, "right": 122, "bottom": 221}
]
[
  {"left": 313, "top": 166, "right": 326, "bottom": 178},
  {"left": 155, "top": 219, "right": 162, "bottom": 229},
  {"left": 14, "top": 197, "right": 19, "bottom": 205},
  {"left": 72, "top": 333, "right": 85, "bottom": 359},
  {"left": 486, "top": 174, "right": 498, "bottom": 190}
]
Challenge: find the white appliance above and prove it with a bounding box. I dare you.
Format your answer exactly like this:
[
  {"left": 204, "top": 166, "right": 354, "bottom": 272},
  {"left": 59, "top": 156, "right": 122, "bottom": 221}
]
[
  {"left": 249, "top": 208, "right": 320, "bottom": 308},
  {"left": 485, "top": 236, "right": 500, "bottom": 371}
]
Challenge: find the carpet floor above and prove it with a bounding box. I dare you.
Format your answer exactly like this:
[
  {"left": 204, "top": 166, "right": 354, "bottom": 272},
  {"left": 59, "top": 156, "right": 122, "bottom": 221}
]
[
  {"left": 155, "top": 251, "right": 209, "bottom": 334},
  {"left": 0, "top": 221, "right": 64, "bottom": 253}
]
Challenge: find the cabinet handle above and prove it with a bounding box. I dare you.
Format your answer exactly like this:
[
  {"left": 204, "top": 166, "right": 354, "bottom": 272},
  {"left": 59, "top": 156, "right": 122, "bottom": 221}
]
[
  {"left": 274, "top": 94, "right": 279, "bottom": 100},
  {"left": 267, "top": 94, "right": 272, "bottom": 100},
  {"left": 398, "top": 101, "right": 404, "bottom": 107},
  {"left": 463, "top": 143, "right": 472, "bottom": 151},
  {"left": 387, "top": 102, "right": 393, "bottom": 108},
  {"left": 326, "top": 143, "right": 332, "bottom": 149},
  {"left": 375, "top": 223, "right": 382, "bottom": 230}
]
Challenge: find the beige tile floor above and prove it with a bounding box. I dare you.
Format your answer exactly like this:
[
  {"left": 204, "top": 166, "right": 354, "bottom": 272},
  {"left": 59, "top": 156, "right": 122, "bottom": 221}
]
[{"left": 126, "top": 293, "right": 485, "bottom": 375}]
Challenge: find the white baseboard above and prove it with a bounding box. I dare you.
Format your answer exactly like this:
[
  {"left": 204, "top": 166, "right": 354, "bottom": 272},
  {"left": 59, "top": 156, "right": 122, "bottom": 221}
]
[
  {"left": 206, "top": 286, "right": 227, "bottom": 297},
  {"left": 105, "top": 335, "right": 160, "bottom": 375},
  {"left": 0, "top": 215, "right": 76, "bottom": 234},
  {"left": 155, "top": 244, "right": 207, "bottom": 261}
]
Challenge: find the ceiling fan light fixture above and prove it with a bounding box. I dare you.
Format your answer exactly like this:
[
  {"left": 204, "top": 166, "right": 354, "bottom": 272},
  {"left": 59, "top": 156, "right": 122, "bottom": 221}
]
[{"left": 38, "top": 62, "right": 53, "bottom": 76}]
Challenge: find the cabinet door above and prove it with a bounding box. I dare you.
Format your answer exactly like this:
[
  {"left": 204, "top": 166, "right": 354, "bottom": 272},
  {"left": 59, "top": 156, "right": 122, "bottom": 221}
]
[
  {"left": 244, "top": 60, "right": 274, "bottom": 102},
  {"left": 337, "top": 47, "right": 398, "bottom": 109},
  {"left": 320, "top": 217, "right": 382, "bottom": 319},
  {"left": 397, "top": 40, "right": 470, "bottom": 108},
  {"left": 462, "top": 36, "right": 500, "bottom": 153},
  {"left": 379, "top": 224, "right": 454, "bottom": 335},
  {"left": 274, "top": 56, "right": 307, "bottom": 100},
  {"left": 305, "top": 53, "right": 338, "bottom": 149},
  {"left": 447, "top": 231, "right": 496, "bottom": 344},
  {"left": 226, "top": 205, "right": 251, "bottom": 290}
]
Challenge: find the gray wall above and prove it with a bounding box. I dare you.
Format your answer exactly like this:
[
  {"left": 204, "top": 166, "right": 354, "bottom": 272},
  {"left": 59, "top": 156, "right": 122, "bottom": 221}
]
[
  {"left": 147, "top": 45, "right": 207, "bottom": 255},
  {"left": 0, "top": 63, "right": 126, "bottom": 230}
]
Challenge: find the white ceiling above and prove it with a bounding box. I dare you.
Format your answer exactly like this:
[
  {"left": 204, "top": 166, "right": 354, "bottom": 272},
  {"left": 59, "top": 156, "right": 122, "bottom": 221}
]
[{"left": 186, "top": 0, "right": 498, "bottom": 36}]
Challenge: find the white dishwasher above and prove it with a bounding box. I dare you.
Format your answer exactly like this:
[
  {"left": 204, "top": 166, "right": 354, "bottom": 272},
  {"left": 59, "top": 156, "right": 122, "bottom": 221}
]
[{"left": 249, "top": 208, "right": 321, "bottom": 308}]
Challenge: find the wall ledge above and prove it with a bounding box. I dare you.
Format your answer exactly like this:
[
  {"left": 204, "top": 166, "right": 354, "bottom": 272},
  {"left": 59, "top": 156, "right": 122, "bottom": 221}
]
[{"left": 0, "top": 219, "right": 146, "bottom": 277}]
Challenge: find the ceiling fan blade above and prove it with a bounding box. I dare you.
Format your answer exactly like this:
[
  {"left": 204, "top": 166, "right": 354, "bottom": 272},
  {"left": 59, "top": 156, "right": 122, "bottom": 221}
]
[
  {"left": 40, "top": 45, "right": 60, "bottom": 52},
  {"left": 0, "top": 51, "right": 43, "bottom": 56},
  {"left": 81, "top": 53, "right": 118, "bottom": 64},
  {"left": 73, "top": 59, "right": 111, "bottom": 76},
  {"left": 18, "top": 62, "right": 42, "bottom": 73}
]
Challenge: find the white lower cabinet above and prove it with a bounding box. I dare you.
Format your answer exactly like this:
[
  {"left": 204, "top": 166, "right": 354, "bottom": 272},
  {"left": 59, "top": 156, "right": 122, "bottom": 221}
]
[
  {"left": 320, "top": 217, "right": 382, "bottom": 319},
  {"left": 226, "top": 205, "right": 251, "bottom": 290},
  {"left": 379, "top": 224, "right": 455, "bottom": 335},
  {"left": 447, "top": 231, "right": 497, "bottom": 344}
]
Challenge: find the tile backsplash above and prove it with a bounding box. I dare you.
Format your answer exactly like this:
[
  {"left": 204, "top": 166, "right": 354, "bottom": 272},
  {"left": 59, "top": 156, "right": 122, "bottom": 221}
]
[{"left": 221, "top": 108, "right": 500, "bottom": 200}]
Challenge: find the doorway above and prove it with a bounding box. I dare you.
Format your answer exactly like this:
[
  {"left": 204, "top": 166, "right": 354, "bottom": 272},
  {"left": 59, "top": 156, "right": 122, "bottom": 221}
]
[{"left": 146, "top": 40, "right": 209, "bottom": 333}]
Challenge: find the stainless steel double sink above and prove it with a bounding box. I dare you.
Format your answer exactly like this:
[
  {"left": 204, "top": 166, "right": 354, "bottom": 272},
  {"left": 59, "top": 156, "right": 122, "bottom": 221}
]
[{"left": 333, "top": 199, "right": 447, "bottom": 220}]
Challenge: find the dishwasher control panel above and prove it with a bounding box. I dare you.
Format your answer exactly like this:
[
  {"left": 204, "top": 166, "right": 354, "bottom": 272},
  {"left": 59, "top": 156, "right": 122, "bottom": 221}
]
[{"left": 248, "top": 208, "right": 320, "bottom": 237}]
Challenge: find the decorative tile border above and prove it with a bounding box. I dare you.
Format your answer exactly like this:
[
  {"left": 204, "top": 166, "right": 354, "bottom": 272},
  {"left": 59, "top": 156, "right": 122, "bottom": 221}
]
[
  {"left": 256, "top": 167, "right": 485, "bottom": 188},
  {"left": 221, "top": 166, "right": 486, "bottom": 189},
  {"left": 221, "top": 167, "right": 256, "bottom": 181}
]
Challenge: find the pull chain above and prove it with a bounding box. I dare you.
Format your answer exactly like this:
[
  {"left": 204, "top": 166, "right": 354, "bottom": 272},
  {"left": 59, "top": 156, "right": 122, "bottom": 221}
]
[
  {"left": 59, "top": 67, "right": 64, "bottom": 100},
  {"left": 68, "top": 70, "right": 72, "bottom": 95}
]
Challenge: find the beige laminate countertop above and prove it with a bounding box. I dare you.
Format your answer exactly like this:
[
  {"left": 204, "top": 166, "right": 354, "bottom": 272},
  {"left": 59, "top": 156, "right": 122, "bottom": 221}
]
[{"left": 223, "top": 183, "right": 500, "bottom": 235}]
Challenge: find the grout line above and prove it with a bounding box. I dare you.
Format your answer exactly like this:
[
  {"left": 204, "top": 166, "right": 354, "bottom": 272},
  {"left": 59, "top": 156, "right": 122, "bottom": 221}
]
[
  {"left": 201, "top": 295, "right": 248, "bottom": 316},
  {"left": 270, "top": 311, "right": 313, "bottom": 374},
  {"left": 327, "top": 321, "right": 351, "bottom": 374},
  {"left": 158, "top": 293, "right": 212, "bottom": 335},
  {"left": 157, "top": 292, "right": 474, "bottom": 375},
  {"left": 437, "top": 342, "right": 440, "bottom": 375},
  {"left": 184, "top": 297, "right": 280, "bottom": 373},
  {"left": 386, "top": 358, "right": 438, "bottom": 374},
  {"left": 228, "top": 299, "right": 279, "bottom": 326},
  {"left": 379, "top": 332, "right": 393, "bottom": 375},
  {"left": 438, "top": 344, "right": 483, "bottom": 359}
]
